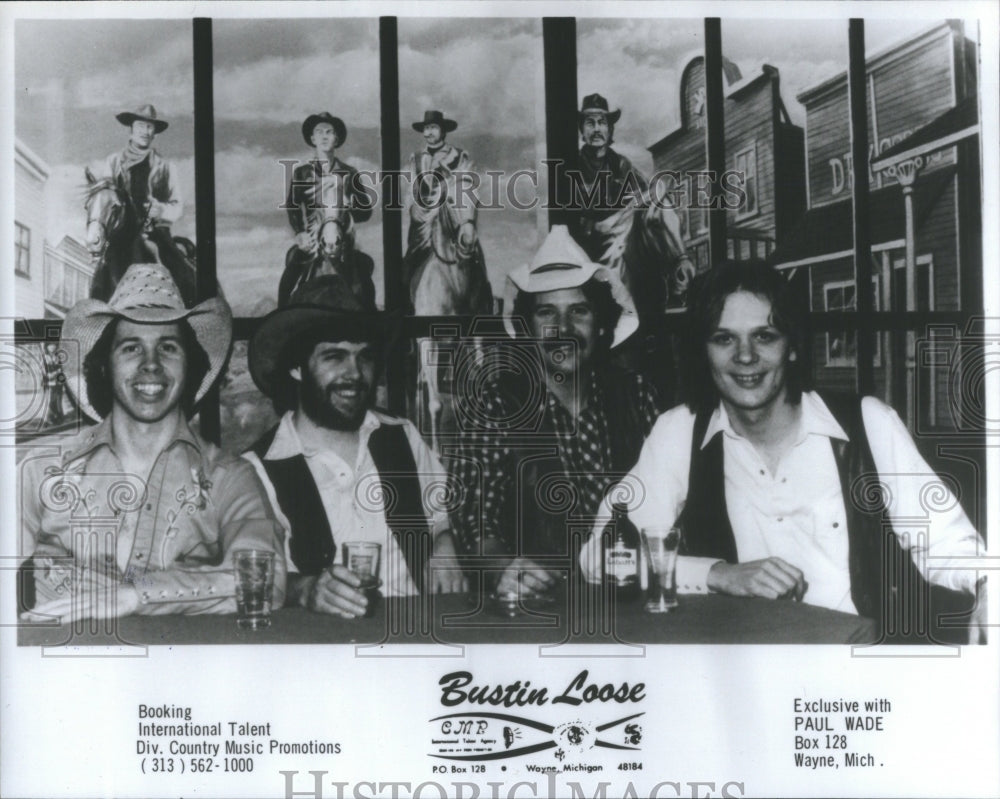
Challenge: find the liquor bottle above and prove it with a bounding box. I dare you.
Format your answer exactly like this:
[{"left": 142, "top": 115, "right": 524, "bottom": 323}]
[{"left": 602, "top": 501, "right": 642, "bottom": 602}]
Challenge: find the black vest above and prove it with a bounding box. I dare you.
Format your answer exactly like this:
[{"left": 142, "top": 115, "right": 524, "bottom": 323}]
[
  {"left": 678, "top": 393, "right": 972, "bottom": 642},
  {"left": 252, "top": 421, "right": 430, "bottom": 593},
  {"left": 129, "top": 157, "right": 152, "bottom": 215}
]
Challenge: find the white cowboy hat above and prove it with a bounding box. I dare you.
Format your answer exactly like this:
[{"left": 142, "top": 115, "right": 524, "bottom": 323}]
[
  {"left": 502, "top": 225, "right": 639, "bottom": 348},
  {"left": 61, "top": 263, "right": 232, "bottom": 421}
]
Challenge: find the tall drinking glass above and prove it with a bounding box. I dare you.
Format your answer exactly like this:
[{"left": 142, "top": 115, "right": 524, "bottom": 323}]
[
  {"left": 233, "top": 549, "right": 276, "bottom": 630},
  {"left": 643, "top": 527, "right": 680, "bottom": 613}
]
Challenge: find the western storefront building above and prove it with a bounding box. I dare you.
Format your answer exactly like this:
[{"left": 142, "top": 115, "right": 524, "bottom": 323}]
[
  {"left": 649, "top": 55, "right": 806, "bottom": 273},
  {"left": 771, "top": 21, "right": 980, "bottom": 431}
]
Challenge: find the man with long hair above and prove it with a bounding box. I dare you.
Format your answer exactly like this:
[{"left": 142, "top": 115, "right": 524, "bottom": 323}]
[
  {"left": 19, "top": 264, "right": 285, "bottom": 621},
  {"left": 582, "top": 259, "right": 985, "bottom": 643}
]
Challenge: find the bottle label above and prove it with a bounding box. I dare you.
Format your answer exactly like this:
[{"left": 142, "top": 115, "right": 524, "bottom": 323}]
[{"left": 605, "top": 547, "right": 639, "bottom": 584}]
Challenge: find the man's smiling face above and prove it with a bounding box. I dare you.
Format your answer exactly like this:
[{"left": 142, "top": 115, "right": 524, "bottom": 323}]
[
  {"left": 294, "top": 340, "right": 378, "bottom": 431},
  {"left": 706, "top": 290, "right": 795, "bottom": 415},
  {"left": 109, "top": 320, "right": 187, "bottom": 424}
]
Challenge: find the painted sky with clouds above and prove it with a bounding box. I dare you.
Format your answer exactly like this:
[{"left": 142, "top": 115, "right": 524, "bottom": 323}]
[{"left": 15, "top": 14, "right": 969, "bottom": 315}]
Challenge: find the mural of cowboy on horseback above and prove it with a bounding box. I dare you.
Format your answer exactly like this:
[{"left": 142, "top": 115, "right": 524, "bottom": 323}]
[
  {"left": 281, "top": 111, "right": 377, "bottom": 309},
  {"left": 85, "top": 104, "right": 198, "bottom": 306},
  {"left": 404, "top": 110, "right": 493, "bottom": 447},
  {"left": 572, "top": 93, "right": 695, "bottom": 320},
  {"left": 404, "top": 110, "right": 492, "bottom": 317}
]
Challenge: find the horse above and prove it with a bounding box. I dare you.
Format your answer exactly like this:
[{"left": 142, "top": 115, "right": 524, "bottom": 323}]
[
  {"left": 279, "top": 211, "right": 376, "bottom": 309},
  {"left": 83, "top": 167, "right": 199, "bottom": 305},
  {"left": 587, "top": 182, "right": 695, "bottom": 320},
  {"left": 408, "top": 177, "right": 493, "bottom": 449}
]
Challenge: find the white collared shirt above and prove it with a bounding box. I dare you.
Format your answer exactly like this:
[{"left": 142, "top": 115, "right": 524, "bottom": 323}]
[
  {"left": 581, "top": 392, "right": 983, "bottom": 614},
  {"left": 247, "top": 410, "right": 450, "bottom": 596}
]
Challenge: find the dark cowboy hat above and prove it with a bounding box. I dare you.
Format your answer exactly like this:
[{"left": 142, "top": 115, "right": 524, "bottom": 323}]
[
  {"left": 249, "top": 276, "right": 396, "bottom": 400},
  {"left": 578, "top": 93, "right": 621, "bottom": 125},
  {"left": 412, "top": 109, "right": 458, "bottom": 133},
  {"left": 116, "top": 103, "right": 169, "bottom": 133},
  {"left": 302, "top": 112, "right": 347, "bottom": 147}
]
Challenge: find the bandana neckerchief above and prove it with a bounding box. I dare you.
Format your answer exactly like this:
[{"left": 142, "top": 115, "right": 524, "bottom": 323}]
[{"left": 119, "top": 140, "right": 153, "bottom": 172}]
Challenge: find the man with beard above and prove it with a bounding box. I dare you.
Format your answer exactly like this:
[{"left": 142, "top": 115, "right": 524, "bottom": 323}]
[
  {"left": 246, "top": 278, "right": 466, "bottom": 617},
  {"left": 448, "top": 226, "right": 662, "bottom": 595}
]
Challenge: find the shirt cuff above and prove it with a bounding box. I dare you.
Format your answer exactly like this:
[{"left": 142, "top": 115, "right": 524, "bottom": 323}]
[
  {"left": 134, "top": 568, "right": 233, "bottom": 613},
  {"left": 676, "top": 556, "right": 723, "bottom": 595},
  {"left": 927, "top": 563, "right": 982, "bottom": 595}
]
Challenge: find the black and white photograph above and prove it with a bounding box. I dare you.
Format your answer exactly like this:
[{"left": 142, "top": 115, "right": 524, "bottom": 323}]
[{"left": 2, "top": 2, "right": 998, "bottom": 797}]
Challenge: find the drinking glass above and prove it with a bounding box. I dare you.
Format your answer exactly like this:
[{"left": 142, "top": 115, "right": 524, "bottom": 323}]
[
  {"left": 341, "top": 541, "right": 382, "bottom": 618},
  {"left": 233, "top": 549, "right": 276, "bottom": 630},
  {"left": 643, "top": 527, "right": 680, "bottom": 613}
]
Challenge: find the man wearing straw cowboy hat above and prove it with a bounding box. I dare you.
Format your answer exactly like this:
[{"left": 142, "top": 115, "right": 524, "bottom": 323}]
[
  {"left": 246, "top": 277, "right": 466, "bottom": 618},
  {"left": 19, "top": 264, "right": 285, "bottom": 622},
  {"left": 448, "top": 226, "right": 663, "bottom": 595}
]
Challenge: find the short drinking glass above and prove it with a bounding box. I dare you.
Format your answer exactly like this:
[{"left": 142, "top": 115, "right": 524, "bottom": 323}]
[
  {"left": 643, "top": 527, "right": 680, "bottom": 613},
  {"left": 233, "top": 549, "right": 276, "bottom": 630},
  {"left": 342, "top": 541, "right": 382, "bottom": 618}
]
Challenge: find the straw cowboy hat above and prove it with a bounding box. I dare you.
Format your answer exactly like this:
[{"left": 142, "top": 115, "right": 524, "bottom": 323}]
[
  {"left": 302, "top": 112, "right": 347, "bottom": 147},
  {"left": 249, "top": 276, "right": 395, "bottom": 400},
  {"left": 412, "top": 110, "right": 458, "bottom": 133},
  {"left": 116, "top": 103, "right": 169, "bottom": 133},
  {"left": 503, "top": 225, "right": 638, "bottom": 348},
  {"left": 61, "top": 263, "right": 232, "bottom": 421},
  {"left": 578, "top": 93, "right": 621, "bottom": 125}
]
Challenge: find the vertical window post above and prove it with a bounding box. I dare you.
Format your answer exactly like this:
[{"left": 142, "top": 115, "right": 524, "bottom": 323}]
[
  {"left": 193, "top": 17, "right": 221, "bottom": 443},
  {"left": 847, "top": 19, "right": 876, "bottom": 400},
  {"left": 379, "top": 17, "right": 406, "bottom": 414},
  {"left": 704, "top": 18, "right": 727, "bottom": 268},
  {"left": 542, "top": 18, "right": 578, "bottom": 229}
]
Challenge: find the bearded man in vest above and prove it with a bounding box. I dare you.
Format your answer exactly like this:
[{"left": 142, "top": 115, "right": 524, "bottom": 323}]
[
  {"left": 582, "top": 259, "right": 986, "bottom": 643},
  {"left": 246, "top": 277, "right": 466, "bottom": 617},
  {"left": 449, "top": 226, "right": 663, "bottom": 597}
]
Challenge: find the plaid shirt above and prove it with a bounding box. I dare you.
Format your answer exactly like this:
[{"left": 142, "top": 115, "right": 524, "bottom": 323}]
[{"left": 447, "top": 368, "right": 661, "bottom": 557}]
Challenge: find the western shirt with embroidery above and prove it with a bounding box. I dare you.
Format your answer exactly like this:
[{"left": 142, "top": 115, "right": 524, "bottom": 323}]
[{"left": 19, "top": 416, "right": 286, "bottom": 614}]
